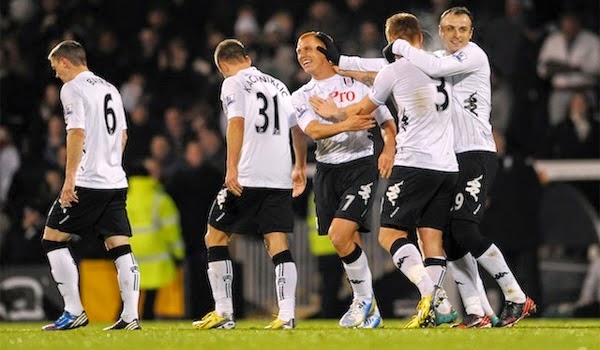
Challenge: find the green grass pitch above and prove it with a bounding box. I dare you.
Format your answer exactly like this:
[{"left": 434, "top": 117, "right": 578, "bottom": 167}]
[{"left": 1, "top": 319, "right": 599, "bottom": 350}]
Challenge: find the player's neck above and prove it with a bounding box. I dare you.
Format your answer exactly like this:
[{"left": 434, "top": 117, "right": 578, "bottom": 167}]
[
  {"left": 312, "top": 68, "right": 336, "bottom": 81},
  {"left": 64, "top": 66, "right": 89, "bottom": 83}
]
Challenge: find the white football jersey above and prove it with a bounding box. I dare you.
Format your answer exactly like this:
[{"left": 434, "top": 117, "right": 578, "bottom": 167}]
[
  {"left": 392, "top": 40, "right": 496, "bottom": 153},
  {"left": 220, "top": 66, "right": 295, "bottom": 189},
  {"left": 291, "top": 74, "right": 393, "bottom": 164},
  {"left": 60, "top": 71, "right": 128, "bottom": 189},
  {"left": 369, "top": 59, "right": 458, "bottom": 172}
]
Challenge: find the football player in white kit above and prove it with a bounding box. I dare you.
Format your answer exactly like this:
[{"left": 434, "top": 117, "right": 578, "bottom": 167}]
[
  {"left": 310, "top": 13, "right": 459, "bottom": 329},
  {"left": 43, "top": 40, "right": 141, "bottom": 331},
  {"left": 193, "top": 39, "right": 307, "bottom": 330},
  {"left": 322, "top": 7, "right": 536, "bottom": 328},
  {"left": 387, "top": 7, "right": 536, "bottom": 328},
  {"left": 292, "top": 32, "right": 396, "bottom": 329}
]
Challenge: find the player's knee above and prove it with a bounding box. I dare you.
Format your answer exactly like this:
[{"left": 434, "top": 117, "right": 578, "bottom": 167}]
[
  {"left": 205, "top": 226, "right": 228, "bottom": 247},
  {"left": 104, "top": 235, "right": 129, "bottom": 250},
  {"left": 328, "top": 230, "right": 353, "bottom": 253},
  {"left": 450, "top": 219, "right": 492, "bottom": 258}
]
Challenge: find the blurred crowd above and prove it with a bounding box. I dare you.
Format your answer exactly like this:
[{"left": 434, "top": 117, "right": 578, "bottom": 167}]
[{"left": 0, "top": 0, "right": 599, "bottom": 316}]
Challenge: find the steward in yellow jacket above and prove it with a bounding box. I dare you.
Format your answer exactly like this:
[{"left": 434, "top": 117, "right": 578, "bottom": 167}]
[{"left": 127, "top": 173, "right": 184, "bottom": 319}]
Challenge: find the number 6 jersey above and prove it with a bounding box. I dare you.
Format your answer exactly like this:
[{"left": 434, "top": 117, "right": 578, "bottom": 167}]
[
  {"left": 60, "top": 71, "right": 128, "bottom": 189},
  {"left": 220, "top": 66, "right": 295, "bottom": 189}
]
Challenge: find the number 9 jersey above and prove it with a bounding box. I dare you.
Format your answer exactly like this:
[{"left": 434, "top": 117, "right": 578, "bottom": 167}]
[
  {"left": 60, "top": 71, "right": 128, "bottom": 189},
  {"left": 220, "top": 66, "right": 296, "bottom": 189}
]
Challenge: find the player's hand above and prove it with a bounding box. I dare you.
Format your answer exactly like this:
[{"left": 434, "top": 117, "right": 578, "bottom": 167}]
[
  {"left": 225, "top": 168, "right": 243, "bottom": 196},
  {"left": 309, "top": 96, "right": 340, "bottom": 120},
  {"left": 291, "top": 166, "right": 307, "bottom": 198},
  {"left": 378, "top": 146, "right": 395, "bottom": 179},
  {"left": 382, "top": 41, "right": 396, "bottom": 63},
  {"left": 59, "top": 180, "right": 79, "bottom": 208},
  {"left": 316, "top": 32, "right": 340, "bottom": 66},
  {"left": 343, "top": 114, "right": 376, "bottom": 132}
]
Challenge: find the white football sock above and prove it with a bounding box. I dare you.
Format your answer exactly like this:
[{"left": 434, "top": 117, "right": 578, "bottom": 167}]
[
  {"left": 449, "top": 255, "right": 484, "bottom": 317},
  {"left": 342, "top": 250, "right": 374, "bottom": 302},
  {"left": 425, "top": 257, "right": 451, "bottom": 313},
  {"left": 477, "top": 244, "right": 526, "bottom": 303},
  {"left": 393, "top": 244, "right": 435, "bottom": 297},
  {"left": 275, "top": 261, "right": 297, "bottom": 321},
  {"left": 208, "top": 260, "right": 234, "bottom": 316},
  {"left": 114, "top": 252, "right": 140, "bottom": 322},
  {"left": 47, "top": 248, "right": 84, "bottom": 316}
]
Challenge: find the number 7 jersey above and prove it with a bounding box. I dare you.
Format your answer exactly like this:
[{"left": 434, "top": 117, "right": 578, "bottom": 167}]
[
  {"left": 220, "top": 66, "right": 295, "bottom": 189},
  {"left": 60, "top": 71, "right": 128, "bottom": 189}
]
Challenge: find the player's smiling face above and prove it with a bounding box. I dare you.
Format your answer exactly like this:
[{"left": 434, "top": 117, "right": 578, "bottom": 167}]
[
  {"left": 439, "top": 13, "right": 473, "bottom": 53},
  {"left": 296, "top": 34, "right": 329, "bottom": 76}
]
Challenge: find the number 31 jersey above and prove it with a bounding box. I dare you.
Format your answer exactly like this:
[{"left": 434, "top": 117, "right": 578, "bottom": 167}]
[
  {"left": 220, "top": 66, "right": 295, "bottom": 189},
  {"left": 60, "top": 71, "right": 128, "bottom": 189}
]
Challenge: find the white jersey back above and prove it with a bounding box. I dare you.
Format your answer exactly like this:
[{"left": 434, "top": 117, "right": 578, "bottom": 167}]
[
  {"left": 390, "top": 41, "right": 496, "bottom": 153},
  {"left": 60, "top": 71, "right": 128, "bottom": 189},
  {"left": 291, "top": 75, "right": 393, "bottom": 164},
  {"left": 369, "top": 59, "right": 458, "bottom": 172},
  {"left": 220, "top": 66, "right": 294, "bottom": 189}
]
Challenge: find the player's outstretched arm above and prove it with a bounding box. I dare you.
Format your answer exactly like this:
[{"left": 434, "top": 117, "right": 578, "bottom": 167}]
[
  {"left": 225, "top": 117, "right": 244, "bottom": 196},
  {"left": 303, "top": 114, "right": 375, "bottom": 140},
  {"left": 391, "top": 39, "right": 481, "bottom": 77},
  {"left": 336, "top": 69, "right": 378, "bottom": 87},
  {"left": 291, "top": 125, "right": 307, "bottom": 198}
]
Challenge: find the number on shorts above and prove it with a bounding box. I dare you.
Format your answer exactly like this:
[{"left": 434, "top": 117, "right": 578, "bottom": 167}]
[
  {"left": 342, "top": 194, "right": 356, "bottom": 211},
  {"left": 453, "top": 193, "right": 464, "bottom": 211}
]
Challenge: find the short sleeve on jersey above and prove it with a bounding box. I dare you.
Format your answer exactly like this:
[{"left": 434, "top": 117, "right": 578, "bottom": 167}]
[
  {"left": 369, "top": 65, "right": 395, "bottom": 106},
  {"left": 221, "top": 79, "right": 245, "bottom": 119},
  {"left": 291, "top": 92, "right": 317, "bottom": 132},
  {"left": 60, "top": 83, "right": 86, "bottom": 130},
  {"left": 372, "top": 105, "right": 393, "bottom": 126}
]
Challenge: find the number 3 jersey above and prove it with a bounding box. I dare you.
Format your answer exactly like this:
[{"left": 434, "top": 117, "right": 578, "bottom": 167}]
[
  {"left": 220, "top": 66, "right": 295, "bottom": 189},
  {"left": 370, "top": 58, "right": 458, "bottom": 172},
  {"left": 291, "top": 74, "right": 393, "bottom": 165},
  {"left": 60, "top": 71, "right": 128, "bottom": 189}
]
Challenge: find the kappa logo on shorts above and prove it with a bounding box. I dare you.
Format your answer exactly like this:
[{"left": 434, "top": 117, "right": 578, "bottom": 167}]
[
  {"left": 465, "top": 175, "right": 483, "bottom": 201},
  {"left": 358, "top": 182, "right": 373, "bottom": 204},
  {"left": 386, "top": 181, "right": 404, "bottom": 206},
  {"left": 216, "top": 188, "right": 228, "bottom": 209}
]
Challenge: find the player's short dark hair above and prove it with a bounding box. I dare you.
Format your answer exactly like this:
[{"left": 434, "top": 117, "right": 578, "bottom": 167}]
[
  {"left": 385, "top": 13, "right": 422, "bottom": 44},
  {"left": 47, "top": 40, "right": 87, "bottom": 66},
  {"left": 214, "top": 39, "right": 248, "bottom": 65},
  {"left": 440, "top": 6, "right": 474, "bottom": 26}
]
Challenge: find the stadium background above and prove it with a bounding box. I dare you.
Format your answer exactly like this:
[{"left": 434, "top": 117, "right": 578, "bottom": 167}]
[{"left": 0, "top": 0, "right": 598, "bottom": 322}]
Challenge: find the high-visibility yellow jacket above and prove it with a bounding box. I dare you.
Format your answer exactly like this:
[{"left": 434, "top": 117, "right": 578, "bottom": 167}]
[
  {"left": 307, "top": 191, "right": 338, "bottom": 256},
  {"left": 127, "top": 176, "right": 184, "bottom": 289}
]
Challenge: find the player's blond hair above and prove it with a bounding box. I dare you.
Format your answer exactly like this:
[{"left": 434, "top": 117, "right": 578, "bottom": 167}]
[
  {"left": 47, "top": 40, "right": 87, "bottom": 66},
  {"left": 214, "top": 38, "right": 248, "bottom": 67},
  {"left": 385, "top": 13, "right": 422, "bottom": 45}
]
